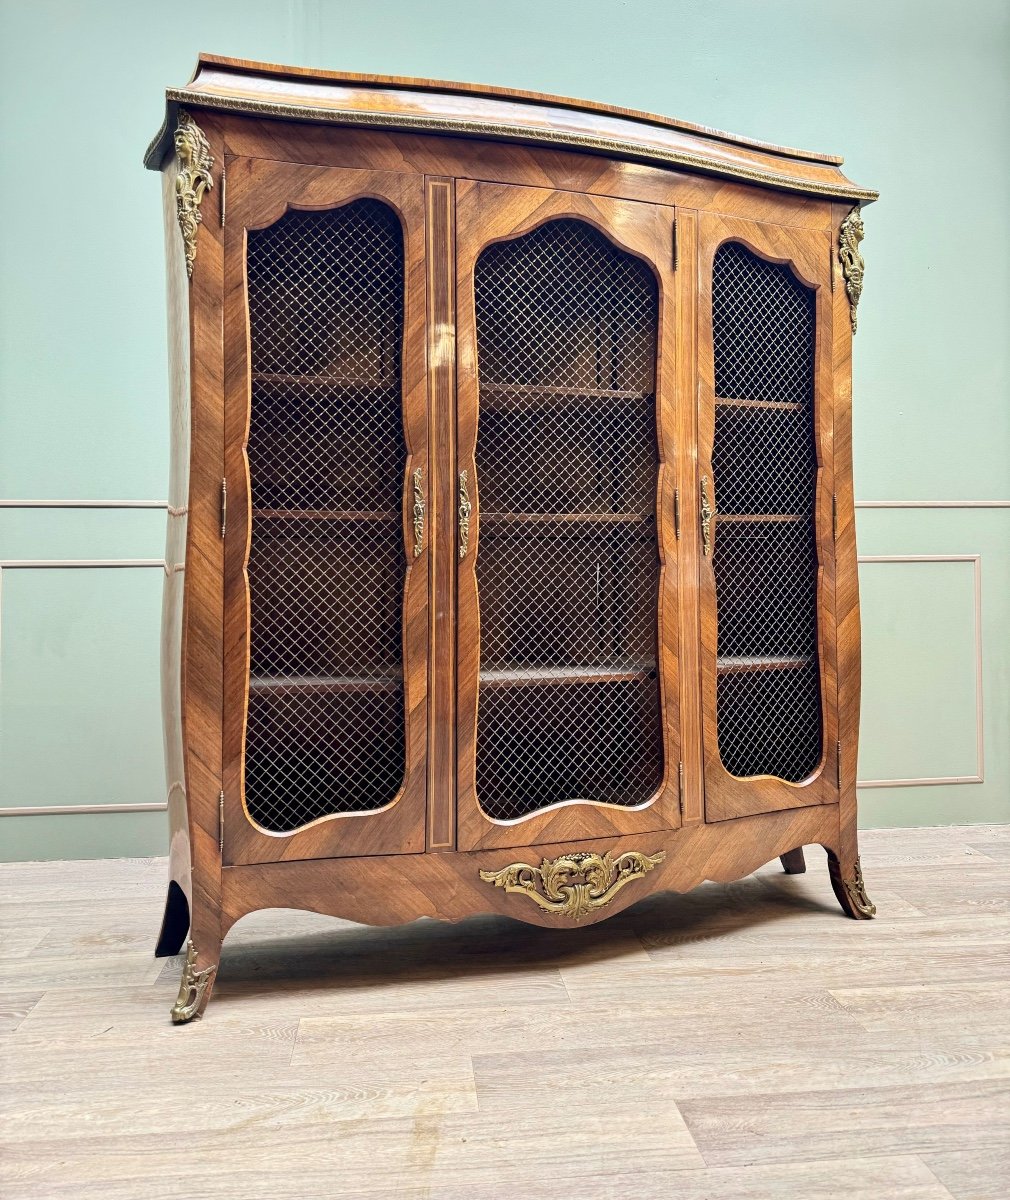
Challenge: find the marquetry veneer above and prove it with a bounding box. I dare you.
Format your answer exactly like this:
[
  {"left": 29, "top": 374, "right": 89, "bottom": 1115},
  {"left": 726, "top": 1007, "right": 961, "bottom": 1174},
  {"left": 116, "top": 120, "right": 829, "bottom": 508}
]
[{"left": 146, "top": 54, "right": 877, "bottom": 1022}]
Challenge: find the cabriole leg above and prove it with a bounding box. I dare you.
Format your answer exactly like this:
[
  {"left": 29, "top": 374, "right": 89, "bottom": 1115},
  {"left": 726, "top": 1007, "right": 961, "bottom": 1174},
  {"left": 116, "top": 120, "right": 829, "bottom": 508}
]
[
  {"left": 154, "top": 878, "right": 190, "bottom": 958},
  {"left": 779, "top": 847, "right": 806, "bottom": 874}
]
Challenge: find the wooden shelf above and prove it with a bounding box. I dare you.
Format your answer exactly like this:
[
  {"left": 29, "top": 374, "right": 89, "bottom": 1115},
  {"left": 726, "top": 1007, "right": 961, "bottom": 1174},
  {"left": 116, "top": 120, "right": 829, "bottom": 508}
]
[
  {"left": 252, "top": 372, "right": 396, "bottom": 391},
  {"left": 481, "top": 382, "right": 652, "bottom": 409},
  {"left": 716, "top": 655, "right": 812, "bottom": 674},
  {"left": 253, "top": 509, "right": 398, "bottom": 522},
  {"left": 250, "top": 674, "right": 402, "bottom": 695},
  {"left": 481, "top": 512, "right": 653, "bottom": 526},
  {"left": 480, "top": 664, "right": 655, "bottom": 689},
  {"left": 716, "top": 397, "right": 803, "bottom": 412},
  {"left": 717, "top": 513, "right": 805, "bottom": 524}
]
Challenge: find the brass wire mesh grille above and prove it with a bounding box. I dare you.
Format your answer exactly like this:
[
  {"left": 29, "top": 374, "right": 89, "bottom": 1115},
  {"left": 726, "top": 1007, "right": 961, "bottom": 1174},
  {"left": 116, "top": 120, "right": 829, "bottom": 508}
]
[
  {"left": 473, "top": 219, "right": 663, "bottom": 821},
  {"left": 243, "top": 201, "right": 407, "bottom": 832},
  {"left": 711, "top": 241, "right": 822, "bottom": 782}
]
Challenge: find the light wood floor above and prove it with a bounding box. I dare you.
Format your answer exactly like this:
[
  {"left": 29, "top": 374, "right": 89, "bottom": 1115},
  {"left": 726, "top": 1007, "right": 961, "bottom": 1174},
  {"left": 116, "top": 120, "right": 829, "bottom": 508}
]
[{"left": 1, "top": 825, "right": 1009, "bottom": 1199}]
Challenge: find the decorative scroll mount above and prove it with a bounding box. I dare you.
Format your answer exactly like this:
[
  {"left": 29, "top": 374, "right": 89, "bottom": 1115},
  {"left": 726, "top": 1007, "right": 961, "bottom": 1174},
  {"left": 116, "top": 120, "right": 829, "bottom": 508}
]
[
  {"left": 699, "top": 475, "right": 714, "bottom": 557},
  {"left": 412, "top": 468, "right": 425, "bottom": 558},
  {"left": 170, "top": 939, "right": 217, "bottom": 1024},
  {"left": 479, "top": 849, "right": 666, "bottom": 921},
  {"left": 458, "top": 470, "right": 472, "bottom": 559},
  {"left": 842, "top": 856, "right": 876, "bottom": 918},
  {"left": 838, "top": 207, "right": 865, "bottom": 334},
  {"left": 174, "top": 112, "right": 214, "bottom": 279}
]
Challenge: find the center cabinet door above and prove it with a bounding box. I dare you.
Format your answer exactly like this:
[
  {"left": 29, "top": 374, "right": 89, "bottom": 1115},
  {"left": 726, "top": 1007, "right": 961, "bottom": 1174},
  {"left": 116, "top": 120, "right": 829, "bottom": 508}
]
[
  {"left": 222, "top": 160, "right": 428, "bottom": 865},
  {"left": 454, "top": 181, "right": 681, "bottom": 851}
]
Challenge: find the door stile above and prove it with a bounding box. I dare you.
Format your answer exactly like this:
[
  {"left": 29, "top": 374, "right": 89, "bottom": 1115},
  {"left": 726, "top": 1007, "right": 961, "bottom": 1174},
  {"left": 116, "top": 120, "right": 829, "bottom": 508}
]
[
  {"left": 424, "top": 176, "right": 458, "bottom": 851},
  {"left": 221, "top": 158, "right": 429, "bottom": 864},
  {"left": 673, "top": 207, "right": 704, "bottom": 826}
]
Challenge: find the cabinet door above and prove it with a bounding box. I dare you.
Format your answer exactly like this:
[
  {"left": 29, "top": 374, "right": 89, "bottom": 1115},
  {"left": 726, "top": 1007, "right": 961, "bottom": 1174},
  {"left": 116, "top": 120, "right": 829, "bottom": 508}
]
[
  {"left": 698, "top": 213, "right": 838, "bottom": 821},
  {"left": 455, "top": 181, "right": 681, "bottom": 851},
  {"left": 222, "top": 160, "right": 428, "bottom": 864}
]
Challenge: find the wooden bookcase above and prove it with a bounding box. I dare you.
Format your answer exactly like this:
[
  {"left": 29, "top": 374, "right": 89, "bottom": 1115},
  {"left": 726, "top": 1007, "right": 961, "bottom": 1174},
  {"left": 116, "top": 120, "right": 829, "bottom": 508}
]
[{"left": 146, "top": 55, "right": 877, "bottom": 1022}]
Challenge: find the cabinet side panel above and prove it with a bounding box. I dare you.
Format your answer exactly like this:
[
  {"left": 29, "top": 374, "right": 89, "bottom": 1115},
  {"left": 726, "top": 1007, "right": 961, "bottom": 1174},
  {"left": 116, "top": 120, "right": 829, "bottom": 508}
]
[
  {"left": 183, "top": 114, "right": 227, "bottom": 961},
  {"left": 831, "top": 201, "right": 860, "bottom": 858},
  {"left": 161, "top": 163, "right": 193, "bottom": 910}
]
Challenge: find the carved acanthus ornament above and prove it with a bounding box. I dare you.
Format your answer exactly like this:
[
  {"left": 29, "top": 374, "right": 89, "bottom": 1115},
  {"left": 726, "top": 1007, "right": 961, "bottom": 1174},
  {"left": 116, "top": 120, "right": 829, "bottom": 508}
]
[
  {"left": 838, "top": 207, "right": 865, "bottom": 334},
  {"left": 174, "top": 112, "right": 214, "bottom": 279},
  {"left": 479, "top": 849, "right": 666, "bottom": 920}
]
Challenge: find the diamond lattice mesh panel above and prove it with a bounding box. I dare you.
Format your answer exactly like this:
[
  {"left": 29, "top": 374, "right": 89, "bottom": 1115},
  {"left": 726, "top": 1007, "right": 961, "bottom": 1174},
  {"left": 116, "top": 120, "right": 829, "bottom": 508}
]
[
  {"left": 473, "top": 219, "right": 663, "bottom": 821},
  {"left": 243, "top": 201, "right": 407, "bottom": 833},
  {"left": 711, "top": 241, "right": 822, "bottom": 782}
]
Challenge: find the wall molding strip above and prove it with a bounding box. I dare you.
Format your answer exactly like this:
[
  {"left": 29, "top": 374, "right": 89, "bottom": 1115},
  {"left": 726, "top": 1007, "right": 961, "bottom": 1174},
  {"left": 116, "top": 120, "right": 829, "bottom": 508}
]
[
  {"left": 855, "top": 554, "right": 985, "bottom": 790},
  {"left": 0, "top": 557, "right": 169, "bottom": 818},
  {"left": 0, "top": 499, "right": 168, "bottom": 509},
  {"left": 2, "top": 803, "right": 168, "bottom": 817},
  {"left": 855, "top": 500, "right": 1010, "bottom": 509}
]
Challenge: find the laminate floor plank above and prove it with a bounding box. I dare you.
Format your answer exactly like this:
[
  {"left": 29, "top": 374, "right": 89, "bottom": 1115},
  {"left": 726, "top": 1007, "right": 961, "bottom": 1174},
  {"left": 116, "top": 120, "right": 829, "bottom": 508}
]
[{"left": 0, "top": 825, "right": 1007, "bottom": 1200}]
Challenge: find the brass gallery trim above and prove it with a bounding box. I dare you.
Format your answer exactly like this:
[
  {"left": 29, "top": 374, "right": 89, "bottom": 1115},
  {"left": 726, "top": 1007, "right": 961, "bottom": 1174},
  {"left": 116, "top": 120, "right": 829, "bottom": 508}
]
[
  {"left": 171, "top": 940, "right": 217, "bottom": 1024},
  {"left": 838, "top": 206, "right": 865, "bottom": 334},
  {"left": 479, "top": 849, "right": 666, "bottom": 920},
  {"left": 856, "top": 555, "right": 985, "bottom": 790},
  {"left": 173, "top": 112, "right": 215, "bottom": 279},
  {"left": 159, "top": 89, "right": 880, "bottom": 202}
]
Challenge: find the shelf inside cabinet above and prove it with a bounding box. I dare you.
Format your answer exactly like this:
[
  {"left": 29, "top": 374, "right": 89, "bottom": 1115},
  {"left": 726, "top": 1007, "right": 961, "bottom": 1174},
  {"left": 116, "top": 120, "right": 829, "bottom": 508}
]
[
  {"left": 716, "top": 396, "right": 803, "bottom": 412},
  {"left": 480, "top": 664, "right": 655, "bottom": 689},
  {"left": 252, "top": 372, "right": 397, "bottom": 392},
  {"left": 480, "top": 512, "right": 653, "bottom": 526},
  {"left": 249, "top": 673, "right": 402, "bottom": 695},
  {"left": 716, "top": 513, "right": 805, "bottom": 524},
  {"left": 253, "top": 509, "right": 398, "bottom": 522},
  {"left": 716, "top": 655, "right": 812, "bottom": 674},
  {"left": 480, "top": 382, "right": 652, "bottom": 411}
]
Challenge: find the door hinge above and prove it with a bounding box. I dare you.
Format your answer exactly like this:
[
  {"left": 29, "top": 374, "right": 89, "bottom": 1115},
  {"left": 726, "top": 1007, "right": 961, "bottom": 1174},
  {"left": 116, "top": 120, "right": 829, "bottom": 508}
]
[
  {"left": 672, "top": 218, "right": 678, "bottom": 270},
  {"left": 220, "top": 478, "right": 227, "bottom": 539},
  {"left": 674, "top": 488, "right": 681, "bottom": 539},
  {"left": 836, "top": 742, "right": 842, "bottom": 789},
  {"left": 218, "top": 789, "right": 225, "bottom": 852},
  {"left": 220, "top": 164, "right": 226, "bottom": 227},
  {"left": 830, "top": 238, "right": 835, "bottom": 293},
  {"left": 678, "top": 760, "right": 685, "bottom": 815},
  {"left": 832, "top": 492, "right": 838, "bottom": 541}
]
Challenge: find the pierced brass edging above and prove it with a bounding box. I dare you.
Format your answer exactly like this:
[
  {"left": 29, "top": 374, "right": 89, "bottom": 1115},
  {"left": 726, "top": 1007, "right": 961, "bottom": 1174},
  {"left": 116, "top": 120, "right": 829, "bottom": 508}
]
[
  {"left": 842, "top": 856, "right": 876, "bottom": 918},
  {"left": 173, "top": 112, "right": 214, "bottom": 279},
  {"left": 170, "top": 939, "right": 217, "bottom": 1024},
  {"left": 479, "top": 849, "right": 666, "bottom": 921},
  {"left": 412, "top": 468, "right": 425, "bottom": 558},
  {"left": 838, "top": 207, "right": 865, "bottom": 334},
  {"left": 154, "top": 90, "right": 879, "bottom": 202}
]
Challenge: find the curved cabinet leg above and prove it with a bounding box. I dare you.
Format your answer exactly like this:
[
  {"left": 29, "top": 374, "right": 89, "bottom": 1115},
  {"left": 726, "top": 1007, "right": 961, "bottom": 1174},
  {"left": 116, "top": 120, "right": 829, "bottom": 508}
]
[
  {"left": 827, "top": 850, "right": 876, "bottom": 920},
  {"left": 779, "top": 847, "right": 806, "bottom": 874},
  {"left": 170, "top": 938, "right": 219, "bottom": 1024},
  {"left": 154, "top": 879, "right": 190, "bottom": 958}
]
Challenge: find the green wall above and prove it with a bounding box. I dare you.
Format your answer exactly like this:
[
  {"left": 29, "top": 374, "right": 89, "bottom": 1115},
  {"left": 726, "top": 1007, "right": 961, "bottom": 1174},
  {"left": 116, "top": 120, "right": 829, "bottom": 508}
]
[{"left": 1, "top": 0, "right": 1008, "bottom": 861}]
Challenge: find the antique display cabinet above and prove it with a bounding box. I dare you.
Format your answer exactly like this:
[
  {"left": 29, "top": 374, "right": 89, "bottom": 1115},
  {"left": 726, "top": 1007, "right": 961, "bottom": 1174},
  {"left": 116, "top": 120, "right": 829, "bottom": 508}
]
[{"left": 145, "top": 55, "right": 877, "bottom": 1023}]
